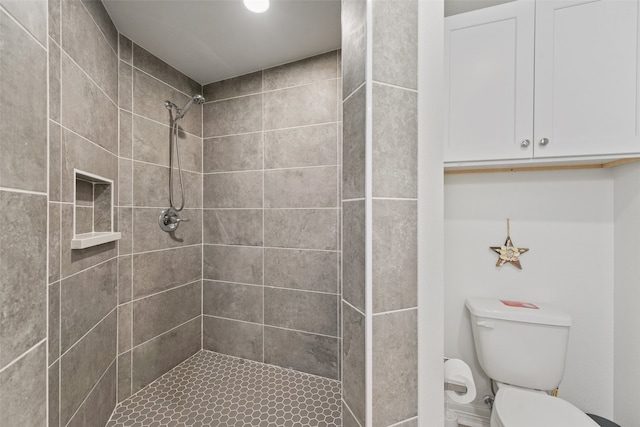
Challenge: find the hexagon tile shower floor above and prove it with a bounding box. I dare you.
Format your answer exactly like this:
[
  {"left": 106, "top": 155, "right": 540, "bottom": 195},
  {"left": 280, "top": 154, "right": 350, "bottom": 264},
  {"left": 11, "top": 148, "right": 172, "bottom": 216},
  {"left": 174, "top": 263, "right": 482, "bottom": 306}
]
[{"left": 107, "top": 350, "right": 342, "bottom": 427}]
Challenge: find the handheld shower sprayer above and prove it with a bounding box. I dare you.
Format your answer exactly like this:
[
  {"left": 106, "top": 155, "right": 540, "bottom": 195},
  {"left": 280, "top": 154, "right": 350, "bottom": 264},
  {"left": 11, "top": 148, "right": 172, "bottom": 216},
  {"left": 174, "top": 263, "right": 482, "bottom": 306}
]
[{"left": 159, "top": 93, "right": 205, "bottom": 232}]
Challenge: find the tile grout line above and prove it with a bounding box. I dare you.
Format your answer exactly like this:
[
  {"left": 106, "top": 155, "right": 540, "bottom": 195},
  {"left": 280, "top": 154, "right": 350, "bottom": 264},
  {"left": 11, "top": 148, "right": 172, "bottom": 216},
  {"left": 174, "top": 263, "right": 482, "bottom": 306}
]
[
  {"left": 203, "top": 76, "right": 341, "bottom": 104},
  {"left": 0, "top": 5, "right": 47, "bottom": 50},
  {"left": 129, "top": 40, "right": 135, "bottom": 398},
  {"left": 206, "top": 119, "right": 341, "bottom": 140},
  {"left": 201, "top": 315, "right": 340, "bottom": 340},
  {"left": 128, "top": 315, "right": 200, "bottom": 354},
  {"left": 262, "top": 69, "right": 266, "bottom": 363},
  {"left": 201, "top": 79, "right": 205, "bottom": 353},
  {"left": 46, "top": 15, "right": 51, "bottom": 422}
]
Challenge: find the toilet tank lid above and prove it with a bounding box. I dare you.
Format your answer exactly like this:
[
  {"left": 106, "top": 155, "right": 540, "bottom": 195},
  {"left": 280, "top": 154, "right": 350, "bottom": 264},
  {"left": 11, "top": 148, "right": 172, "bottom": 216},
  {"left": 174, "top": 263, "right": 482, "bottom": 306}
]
[{"left": 466, "top": 298, "right": 572, "bottom": 327}]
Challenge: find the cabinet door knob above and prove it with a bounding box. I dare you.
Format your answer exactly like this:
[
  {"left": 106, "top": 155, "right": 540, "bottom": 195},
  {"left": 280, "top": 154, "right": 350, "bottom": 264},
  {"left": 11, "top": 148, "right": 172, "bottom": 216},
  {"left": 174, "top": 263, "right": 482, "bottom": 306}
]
[
  {"left": 539, "top": 138, "right": 550, "bottom": 146},
  {"left": 520, "top": 139, "right": 531, "bottom": 148}
]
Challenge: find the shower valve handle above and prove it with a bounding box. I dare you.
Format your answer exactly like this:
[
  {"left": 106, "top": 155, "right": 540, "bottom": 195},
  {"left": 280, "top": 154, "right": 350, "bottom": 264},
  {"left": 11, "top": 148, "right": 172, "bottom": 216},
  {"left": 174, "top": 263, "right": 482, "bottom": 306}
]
[{"left": 169, "top": 216, "right": 189, "bottom": 224}]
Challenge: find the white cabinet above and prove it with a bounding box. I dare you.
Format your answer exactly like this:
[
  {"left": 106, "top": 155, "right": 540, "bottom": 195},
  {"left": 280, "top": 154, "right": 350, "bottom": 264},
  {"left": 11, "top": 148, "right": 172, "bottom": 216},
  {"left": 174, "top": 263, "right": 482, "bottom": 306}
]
[{"left": 445, "top": 0, "right": 640, "bottom": 165}]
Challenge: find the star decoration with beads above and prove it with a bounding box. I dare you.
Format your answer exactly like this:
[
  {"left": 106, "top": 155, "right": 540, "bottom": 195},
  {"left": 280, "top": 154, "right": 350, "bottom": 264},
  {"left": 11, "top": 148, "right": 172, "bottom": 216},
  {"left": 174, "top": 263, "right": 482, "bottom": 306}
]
[{"left": 491, "top": 236, "right": 529, "bottom": 270}]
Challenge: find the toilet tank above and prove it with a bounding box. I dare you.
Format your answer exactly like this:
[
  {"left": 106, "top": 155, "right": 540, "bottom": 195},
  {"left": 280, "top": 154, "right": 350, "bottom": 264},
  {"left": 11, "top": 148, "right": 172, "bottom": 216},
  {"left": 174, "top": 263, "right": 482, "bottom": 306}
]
[{"left": 466, "top": 298, "right": 573, "bottom": 391}]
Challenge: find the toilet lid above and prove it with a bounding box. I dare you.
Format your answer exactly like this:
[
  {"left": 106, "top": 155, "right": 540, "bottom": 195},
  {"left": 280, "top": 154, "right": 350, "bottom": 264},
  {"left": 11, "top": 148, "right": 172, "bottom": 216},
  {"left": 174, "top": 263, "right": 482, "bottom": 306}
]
[{"left": 494, "top": 388, "right": 600, "bottom": 427}]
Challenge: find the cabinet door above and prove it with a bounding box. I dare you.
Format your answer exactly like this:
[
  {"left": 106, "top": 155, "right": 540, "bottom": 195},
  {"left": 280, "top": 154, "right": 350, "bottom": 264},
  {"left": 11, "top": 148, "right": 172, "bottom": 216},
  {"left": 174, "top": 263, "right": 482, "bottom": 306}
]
[
  {"left": 444, "top": 1, "right": 535, "bottom": 162},
  {"left": 534, "top": 0, "right": 640, "bottom": 158}
]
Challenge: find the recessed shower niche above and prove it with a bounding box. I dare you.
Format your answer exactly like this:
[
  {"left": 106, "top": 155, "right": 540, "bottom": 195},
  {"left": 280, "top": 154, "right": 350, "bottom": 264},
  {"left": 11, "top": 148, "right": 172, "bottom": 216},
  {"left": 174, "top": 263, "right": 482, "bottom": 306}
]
[{"left": 71, "top": 169, "right": 121, "bottom": 249}]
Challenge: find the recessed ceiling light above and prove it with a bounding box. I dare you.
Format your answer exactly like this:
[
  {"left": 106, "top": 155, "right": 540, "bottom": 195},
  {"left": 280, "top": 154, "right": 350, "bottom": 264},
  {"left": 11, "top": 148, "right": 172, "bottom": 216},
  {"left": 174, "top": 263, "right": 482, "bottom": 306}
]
[{"left": 243, "top": 0, "right": 269, "bottom": 13}]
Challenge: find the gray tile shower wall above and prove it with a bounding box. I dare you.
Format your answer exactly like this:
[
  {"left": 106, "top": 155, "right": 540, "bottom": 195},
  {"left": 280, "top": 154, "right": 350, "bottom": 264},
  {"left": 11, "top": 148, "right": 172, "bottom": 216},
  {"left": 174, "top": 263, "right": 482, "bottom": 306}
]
[
  {"left": 2, "top": 0, "right": 205, "bottom": 423},
  {"left": 0, "top": 1, "right": 48, "bottom": 426},
  {"left": 118, "top": 34, "right": 202, "bottom": 402},
  {"left": 341, "top": 0, "right": 419, "bottom": 425},
  {"left": 47, "top": 0, "right": 121, "bottom": 424},
  {"left": 202, "top": 51, "right": 342, "bottom": 380}
]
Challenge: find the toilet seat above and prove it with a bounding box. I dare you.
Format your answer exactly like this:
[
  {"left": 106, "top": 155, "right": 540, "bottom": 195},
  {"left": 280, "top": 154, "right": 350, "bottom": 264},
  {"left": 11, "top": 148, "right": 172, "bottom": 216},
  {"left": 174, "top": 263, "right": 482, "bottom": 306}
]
[{"left": 492, "top": 387, "right": 600, "bottom": 427}]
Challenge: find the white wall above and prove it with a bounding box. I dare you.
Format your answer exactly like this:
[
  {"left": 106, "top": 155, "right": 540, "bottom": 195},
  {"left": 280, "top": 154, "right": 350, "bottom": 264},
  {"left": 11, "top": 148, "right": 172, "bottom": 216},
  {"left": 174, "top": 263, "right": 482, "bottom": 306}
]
[
  {"left": 612, "top": 162, "right": 640, "bottom": 426},
  {"left": 444, "top": 169, "right": 615, "bottom": 418}
]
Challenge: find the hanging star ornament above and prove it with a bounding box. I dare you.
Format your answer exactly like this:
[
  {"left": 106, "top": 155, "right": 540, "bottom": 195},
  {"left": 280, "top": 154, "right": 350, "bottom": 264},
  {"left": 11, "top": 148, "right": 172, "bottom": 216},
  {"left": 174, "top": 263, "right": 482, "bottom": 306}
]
[{"left": 490, "top": 219, "right": 529, "bottom": 270}]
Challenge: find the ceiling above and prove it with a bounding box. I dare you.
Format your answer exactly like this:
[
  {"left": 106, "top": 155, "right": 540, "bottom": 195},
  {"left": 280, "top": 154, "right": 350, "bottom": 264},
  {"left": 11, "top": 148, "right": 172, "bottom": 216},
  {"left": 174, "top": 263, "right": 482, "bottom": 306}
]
[{"left": 102, "top": 0, "right": 342, "bottom": 85}]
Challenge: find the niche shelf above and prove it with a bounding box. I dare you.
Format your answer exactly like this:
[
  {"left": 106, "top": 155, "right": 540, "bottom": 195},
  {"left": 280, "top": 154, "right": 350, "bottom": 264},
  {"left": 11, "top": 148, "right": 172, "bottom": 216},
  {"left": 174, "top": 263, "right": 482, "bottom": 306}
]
[{"left": 71, "top": 169, "right": 120, "bottom": 250}]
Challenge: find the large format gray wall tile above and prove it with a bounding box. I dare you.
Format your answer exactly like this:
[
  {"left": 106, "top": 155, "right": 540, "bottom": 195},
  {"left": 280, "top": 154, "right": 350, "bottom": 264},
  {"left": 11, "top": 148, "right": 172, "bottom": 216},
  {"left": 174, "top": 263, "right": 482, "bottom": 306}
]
[
  {"left": 118, "top": 303, "right": 132, "bottom": 353},
  {"left": 61, "top": 0, "right": 117, "bottom": 101},
  {"left": 132, "top": 245, "right": 201, "bottom": 299},
  {"left": 132, "top": 281, "right": 201, "bottom": 345},
  {"left": 203, "top": 316, "right": 263, "bottom": 362},
  {"left": 203, "top": 133, "right": 263, "bottom": 173},
  {"left": 0, "top": 191, "right": 47, "bottom": 368},
  {"left": 342, "top": 0, "right": 366, "bottom": 98},
  {"left": 50, "top": 40, "right": 61, "bottom": 123},
  {"left": 118, "top": 256, "right": 132, "bottom": 304},
  {"left": 203, "top": 171, "right": 263, "bottom": 208},
  {"left": 60, "top": 127, "right": 118, "bottom": 202},
  {"left": 372, "top": 310, "right": 417, "bottom": 427},
  {"left": 372, "top": 200, "right": 417, "bottom": 313},
  {"left": 132, "top": 208, "right": 201, "bottom": 252},
  {"left": 119, "top": 61, "right": 132, "bottom": 110},
  {"left": 49, "top": 0, "right": 60, "bottom": 43},
  {"left": 372, "top": 83, "right": 417, "bottom": 198},
  {"left": 372, "top": 0, "right": 418, "bottom": 90},
  {"left": 49, "top": 123, "right": 62, "bottom": 202},
  {"left": 60, "top": 311, "right": 116, "bottom": 425},
  {"left": 203, "top": 281, "right": 263, "bottom": 323},
  {"left": 119, "top": 34, "right": 132, "bottom": 63},
  {"left": 117, "top": 352, "right": 131, "bottom": 403},
  {"left": 49, "top": 360, "right": 59, "bottom": 427},
  {"left": 203, "top": 71, "right": 262, "bottom": 101},
  {"left": 80, "top": 0, "right": 118, "bottom": 51},
  {"left": 264, "top": 124, "right": 337, "bottom": 169},
  {"left": 342, "top": 85, "right": 366, "bottom": 200},
  {"left": 61, "top": 54, "right": 118, "bottom": 155},
  {"left": 264, "top": 166, "right": 338, "bottom": 208},
  {"left": 343, "top": 403, "right": 360, "bottom": 427},
  {"left": 0, "top": 342, "right": 46, "bottom": 427},
  {"left": 264, "top": 51, "right": 338, "bottom": 91},
  {"left": 0, "top": 13, "right": 47, "bottom": 193},
  {"left": 264, "top": 80, "right": 337, "bottom": 130},
  {"left": 66, "top": 360, "right": 116, "bottom": 427},
  {"left": 133, "top": 70, "right": 201, "bottom": 137},
  {"left": 0, "top": 0, "right": 47, "bottom": 44},
  {"left": 133, "top": 115, "right": 170, "bottom": 166},
  {"left": 133, "top": 43, "right": 200, "bottom": 96},
  {"left": 203, "top": 209, "right": 263, "bottom": 246},
  {"left": 131, "top": 318, "right": 200, "bottom": 393},
  {"left": 264, "top": 327, "right": 338, "bottom": 379},
  {"left": 60, "top": 258, "right": 117, "bottom": 353},
  {"left": 119, "top": 111, "right": 133, "bottom": 158},
  {"left": 264, "top": 288, "right": 338, "bottom": 337},
  {"left": 49, "top": 203, "right": 62, "bottom": 284},
  {"left": 343, "top": 302, "right": 365, "bottom": 427},
  {"left": 133, "top": 116, "right": 203, "bottom": 172},
  {"left": 203, "top": 245, "right": 263, "bottom": 285},
  {"left": 264, "top": 209, "right": 338, "bottom": 250},
  {"left": 49, "top": 282, "right": 61, "bottom": 362},
  {"left": 203, "top": 95, "right": 262, "bottom": 138},
  {"left": 264, "top": 249, "right": 338, "bottom": 293}
]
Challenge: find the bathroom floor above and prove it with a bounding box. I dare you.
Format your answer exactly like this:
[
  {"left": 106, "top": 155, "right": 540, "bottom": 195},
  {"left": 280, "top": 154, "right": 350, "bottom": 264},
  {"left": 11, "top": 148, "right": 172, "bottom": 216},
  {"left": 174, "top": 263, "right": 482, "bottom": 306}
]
[{"left": 107, "top": 350, "right": 342, "bottom": 427}]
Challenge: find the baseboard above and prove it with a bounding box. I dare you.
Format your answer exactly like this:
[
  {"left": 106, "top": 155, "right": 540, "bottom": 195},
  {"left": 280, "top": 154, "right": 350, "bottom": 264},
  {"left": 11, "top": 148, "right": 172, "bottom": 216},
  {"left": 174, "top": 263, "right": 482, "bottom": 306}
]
[{"left": 445, "top": 400, "right": 491, "bottom": 427}]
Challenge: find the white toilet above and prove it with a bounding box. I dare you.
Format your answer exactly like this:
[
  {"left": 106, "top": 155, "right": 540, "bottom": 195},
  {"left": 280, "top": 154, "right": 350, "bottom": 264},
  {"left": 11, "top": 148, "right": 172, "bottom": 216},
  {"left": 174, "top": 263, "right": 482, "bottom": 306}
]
[{"left": 465, "top": 298, "right": 599, "bottom": 427}]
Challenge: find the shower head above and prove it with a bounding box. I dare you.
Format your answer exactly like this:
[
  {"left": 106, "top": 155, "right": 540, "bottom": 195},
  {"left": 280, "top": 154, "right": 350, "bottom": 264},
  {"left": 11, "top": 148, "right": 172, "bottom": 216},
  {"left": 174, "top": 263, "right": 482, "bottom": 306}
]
[{"left": 175, "top": 94, "right": 205, "bottom": 119}]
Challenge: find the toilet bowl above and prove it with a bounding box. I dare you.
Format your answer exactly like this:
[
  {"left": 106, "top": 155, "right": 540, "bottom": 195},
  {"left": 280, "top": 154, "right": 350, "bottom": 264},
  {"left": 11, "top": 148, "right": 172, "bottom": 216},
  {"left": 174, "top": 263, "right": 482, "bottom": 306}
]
[
  {"left": 491, "top": 387, "right": 599, "bottom": 427},
  {"left": 465, "top": 298, "right": 599, "bottom": 427}
]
